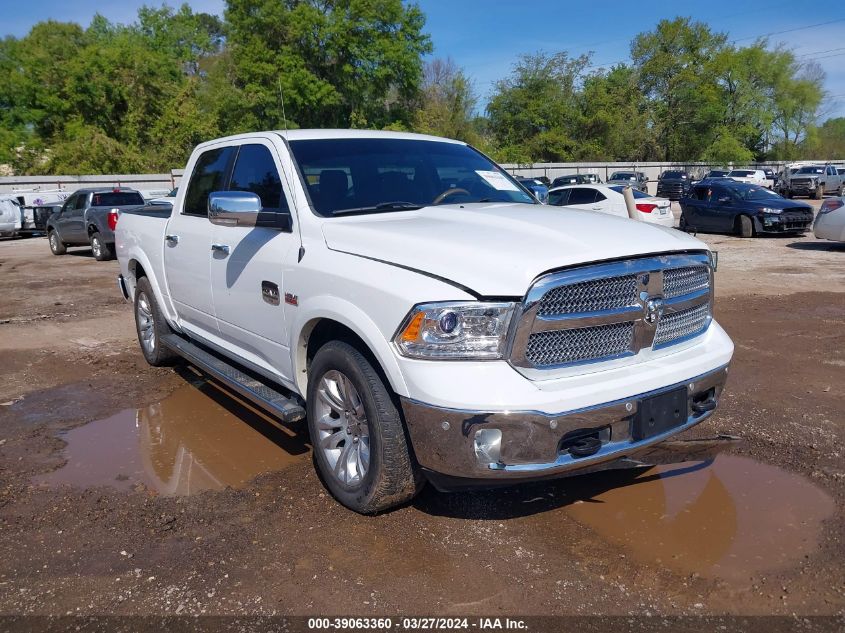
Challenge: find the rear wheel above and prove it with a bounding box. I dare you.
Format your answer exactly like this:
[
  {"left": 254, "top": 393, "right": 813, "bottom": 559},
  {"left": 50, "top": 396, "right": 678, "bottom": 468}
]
[
  {"left": 134, "top": 276, "right": 177, "bottom": 367},
  {"left": 90, "top": 232, "right": 113, "bottom": 261},
  {"left": 48, "top": 230, "right": 66, "bottom": 255},
  {"left": 738, "top": 215, "right": 754, "bottom": 238},
  {"left": 307, "top": 340, "right": 421, "bottom": 514}
]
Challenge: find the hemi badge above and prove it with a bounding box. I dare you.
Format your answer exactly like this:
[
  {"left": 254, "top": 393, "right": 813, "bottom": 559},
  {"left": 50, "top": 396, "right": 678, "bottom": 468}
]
[{"left": 284, "top": 292, "right": 299, "bottom": 306}]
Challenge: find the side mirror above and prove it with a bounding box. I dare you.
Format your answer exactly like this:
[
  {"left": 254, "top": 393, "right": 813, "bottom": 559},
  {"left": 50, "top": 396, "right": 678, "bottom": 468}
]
[{"left": 208, "top": 191, "right": 291, "bottom": 231}]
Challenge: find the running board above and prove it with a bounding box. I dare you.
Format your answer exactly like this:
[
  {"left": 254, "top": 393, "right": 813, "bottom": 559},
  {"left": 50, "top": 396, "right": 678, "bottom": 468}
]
[{"left": 161, "top": 334, "right": 306, "bottom": 424}]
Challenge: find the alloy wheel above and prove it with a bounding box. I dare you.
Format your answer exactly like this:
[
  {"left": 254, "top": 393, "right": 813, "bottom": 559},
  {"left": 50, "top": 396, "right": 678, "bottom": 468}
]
[
  {"left": 136, "top": 291, "right": 156, "bottom": 354},
  {"left": 315, "top": 369, "right": 370, "bottom": 486}
]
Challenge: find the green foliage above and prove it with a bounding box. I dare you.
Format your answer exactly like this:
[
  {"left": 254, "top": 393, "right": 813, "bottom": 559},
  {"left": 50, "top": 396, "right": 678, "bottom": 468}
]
[
  {"left": 487, "top": 52, "right": 590, "bottom": 162},
  {"left": 808, "top": 117, "right": 845, "bottom": 159},
  {"left": 0, "top": 7, "right": 833, "bottom": 174},
  {"left": 0, "top": 1, "right": 430, "bottom": 174},
  {"left": 412, "top": 58, "right": 480, "bottom": 144}
]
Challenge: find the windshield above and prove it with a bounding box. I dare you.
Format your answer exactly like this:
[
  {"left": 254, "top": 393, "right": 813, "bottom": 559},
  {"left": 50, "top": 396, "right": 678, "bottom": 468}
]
[
  {"left": 796, "top": 166, "right": 824, "bottom": 174},
  {"left": 662, "top": 171, "right": 687, "bottom": 179},
  {"left": 610, "top": 172, "right": 636, "bottom": 180},
  {"left": 287, "top": 138, "right": 535, "bottom": 216},
  {"left": 734, "top": 186, "right": 781, "bottom": 201},
  {"left": 90, "top": 192, "right": 145, "bottom": 207},
  {"left": 608, "top": 186, "right": 650, "bottom": 199}
]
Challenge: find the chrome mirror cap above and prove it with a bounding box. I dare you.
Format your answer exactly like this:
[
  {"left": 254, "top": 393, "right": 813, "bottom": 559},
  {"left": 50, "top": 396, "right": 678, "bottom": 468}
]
[{"left": 208, "top": 191, "right": 262, "bottom": 227}]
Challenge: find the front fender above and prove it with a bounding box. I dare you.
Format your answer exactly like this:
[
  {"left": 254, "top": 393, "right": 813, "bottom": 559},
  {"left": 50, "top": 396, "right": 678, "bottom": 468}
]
[{"left": 290, "top": 295, "right": 409, "bottom": 398}]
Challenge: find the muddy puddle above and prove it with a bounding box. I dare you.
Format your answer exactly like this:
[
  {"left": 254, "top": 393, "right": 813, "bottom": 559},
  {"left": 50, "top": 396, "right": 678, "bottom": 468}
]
[
  {"left": 34, "top": 380, "right": 309, "bottom": 495},
  {"left": 565, "top": 454, "right": 836, "bottom": 580}
]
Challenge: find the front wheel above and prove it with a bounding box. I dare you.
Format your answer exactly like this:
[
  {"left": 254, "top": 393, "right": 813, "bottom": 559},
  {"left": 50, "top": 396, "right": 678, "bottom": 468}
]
[
  {"left": 307, "top": 341, "right": 422, "bottom": 514},
  {"left": 738, "top": 215, "right": 754, "bottom": 238},
  {"left": 48, "top": 230, "right": 66, "bottom": 255},
  {"left": 90, "top": 232, "right": 113, "bottom": 261}
]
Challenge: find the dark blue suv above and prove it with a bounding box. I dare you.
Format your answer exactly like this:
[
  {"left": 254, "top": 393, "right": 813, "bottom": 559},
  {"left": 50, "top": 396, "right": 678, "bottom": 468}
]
[{"left": 680, "top": 179, "right": 813, "bottom": 237}]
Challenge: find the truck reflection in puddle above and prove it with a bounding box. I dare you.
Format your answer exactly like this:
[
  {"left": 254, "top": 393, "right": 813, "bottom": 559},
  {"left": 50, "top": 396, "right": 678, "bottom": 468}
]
[{"left": 35, "top": 380, "right": 309, "bottom": 495}]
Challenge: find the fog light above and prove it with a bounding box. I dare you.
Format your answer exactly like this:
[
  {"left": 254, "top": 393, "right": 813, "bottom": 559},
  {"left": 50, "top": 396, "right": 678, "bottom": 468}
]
[{"left": 473, "top": 429, "right": 502, "bottom": 465}]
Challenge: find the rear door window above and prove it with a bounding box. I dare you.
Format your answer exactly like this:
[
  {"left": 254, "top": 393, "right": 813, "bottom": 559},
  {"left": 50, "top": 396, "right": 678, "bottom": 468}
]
[
  {"left": 567, "top": 188, "right": 597, "bottom": 205},
  {"left": 229, "top": 144, "right": 289, "bottom": 212},
  {"left": 184, "top": 147, "right": 236, "bottom": 217}
]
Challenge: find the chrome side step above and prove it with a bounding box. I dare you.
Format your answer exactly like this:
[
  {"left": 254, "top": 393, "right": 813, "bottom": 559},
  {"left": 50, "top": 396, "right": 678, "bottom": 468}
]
[{"left": 161, "top": 334, "right": 306, "bottom": 424}]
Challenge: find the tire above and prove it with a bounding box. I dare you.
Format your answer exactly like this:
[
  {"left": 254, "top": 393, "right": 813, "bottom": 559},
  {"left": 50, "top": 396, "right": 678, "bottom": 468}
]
[
  {"left": 738, "top": 215, "right": 754, "bottom": 238},
  {"left": 48, "top": 230, "right": 66, "bottom": 255},
  {"left": 307, "top": 340, "right": 421, "bottom": 514},
  {"left": 679, "top": 215, "right": 689, "bottom": 232},
  {"left": 134, "top": 276, "right": 178, "bottom": 367},
  {"left": 839, "top": 183, "right": 844, "bottom": 196},
  {"left": 814, "top": 186, "right": 823, "bottom": 200},
  {"left": 90, "top": 232, "right": 113, "bottom": 261}
]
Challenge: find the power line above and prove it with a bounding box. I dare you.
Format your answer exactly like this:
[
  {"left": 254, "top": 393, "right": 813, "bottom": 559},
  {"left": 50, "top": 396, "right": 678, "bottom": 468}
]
[
  {"left": 730, "top": 18, "right": 845, "bottom": 43},
  {"left": 798, "top": 46, "right": 845, "bottom": 58}
]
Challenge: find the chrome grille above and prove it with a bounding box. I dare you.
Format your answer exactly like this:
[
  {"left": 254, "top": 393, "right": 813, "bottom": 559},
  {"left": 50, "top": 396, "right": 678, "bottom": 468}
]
[
  {"left": 510, "top": 253, "right": 713, "bottom": 377},
  {"left": 537, "top": 275, "right": 637, "bottom": 316},
  {"left": 663, "top": 266, "right": 709, "bottom": 299},
  {"left": 654, "top": 303, "right": 710, "bottom": 347},
  {"left": 525, "top": 322, "right": 634, "bottom": 367}
]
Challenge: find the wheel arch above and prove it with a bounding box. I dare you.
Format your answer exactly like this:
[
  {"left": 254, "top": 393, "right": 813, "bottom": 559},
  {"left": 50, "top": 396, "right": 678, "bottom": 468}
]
[{"left": 294, "top": 308, "right": 408, "bottom": 400}]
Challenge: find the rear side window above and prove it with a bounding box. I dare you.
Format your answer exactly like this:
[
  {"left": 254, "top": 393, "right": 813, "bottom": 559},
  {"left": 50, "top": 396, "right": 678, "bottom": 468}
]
[
  {"left": 91, "top": 192, "right": 144, "bottom": 207},
  {"left": 229, "top": 144, "right": 289, "bottom": 212},
  {"left": 567, "top": 187, "right": 597, "bottom": 205},
  {"left": 184, "top": 147, "right": 236, "bottom": 217}
]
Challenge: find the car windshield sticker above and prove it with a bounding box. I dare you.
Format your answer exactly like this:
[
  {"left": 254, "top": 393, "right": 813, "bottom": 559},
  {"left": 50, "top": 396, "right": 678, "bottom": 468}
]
[{"left": 476, "top": 170, "right": 520, "bottom": 192}]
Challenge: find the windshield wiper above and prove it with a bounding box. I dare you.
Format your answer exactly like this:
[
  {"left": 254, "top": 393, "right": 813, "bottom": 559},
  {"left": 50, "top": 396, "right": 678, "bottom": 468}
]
[{"left": 331, "top": 202, "right": 423, "bottom": 216}]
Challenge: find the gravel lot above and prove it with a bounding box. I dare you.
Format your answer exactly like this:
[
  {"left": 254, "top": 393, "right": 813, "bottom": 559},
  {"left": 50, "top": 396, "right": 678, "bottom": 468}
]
[{"left": 1, "top": 203, "right": 843, "bottom": 618}]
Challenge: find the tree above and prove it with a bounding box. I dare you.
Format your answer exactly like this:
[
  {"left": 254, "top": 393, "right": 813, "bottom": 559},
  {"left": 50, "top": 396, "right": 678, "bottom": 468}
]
[
  {"left": 810, "top": 117, "right": 845, "bottom": 159},
  {"left": 222, "top": 0, "right": 431, "bottom": 131},
  {"left": 412, "top": 58, "right": 479, "bottom": 144},
  {"left": 576, "top": 65, "right": 657, "bottom": 161},
  {"left": 486, "top": 52, "right": 590, "bottom": 162},
  {"left": 631, "top": 17, "right": 727, "bottom": 161}
]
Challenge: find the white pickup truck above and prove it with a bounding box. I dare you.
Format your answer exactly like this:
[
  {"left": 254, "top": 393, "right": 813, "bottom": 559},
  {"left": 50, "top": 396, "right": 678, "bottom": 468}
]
[{"left": 116, "top": 130, "right": 734, "bottom": 513}]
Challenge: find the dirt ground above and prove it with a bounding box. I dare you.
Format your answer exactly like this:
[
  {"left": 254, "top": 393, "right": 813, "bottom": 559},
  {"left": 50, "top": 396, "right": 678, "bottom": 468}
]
[{"left": 1, "top": 205, "right": 844, "bottom": 620}]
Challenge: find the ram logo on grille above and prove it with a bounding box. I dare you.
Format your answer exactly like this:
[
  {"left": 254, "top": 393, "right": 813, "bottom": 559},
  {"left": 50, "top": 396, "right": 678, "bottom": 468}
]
[{"left": 509, "top": 254, "right": 713, "bottom": 377}]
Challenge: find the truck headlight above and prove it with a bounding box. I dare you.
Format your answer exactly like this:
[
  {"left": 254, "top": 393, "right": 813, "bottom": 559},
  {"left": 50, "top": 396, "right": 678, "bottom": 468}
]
[
  {"left": 394, "top": 301, "right": 516, "bottom": 360},
  {"left": 759, "top": 207, "right": 782, "bottom": 215}
]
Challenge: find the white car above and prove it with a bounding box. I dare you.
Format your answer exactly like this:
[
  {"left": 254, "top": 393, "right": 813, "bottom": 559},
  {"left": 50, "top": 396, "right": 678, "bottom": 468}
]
[
  {"left": 728, "top": 169, "right": 767, "bottom": 187},
  {"left": 0, "top": 196, "right": 22, "bottom": 237},
  {"left": 814, "top": 197, "right": 845, "bottom": 242},
  {"left": 116, "top": 129, "right": 733, "bottom": 513},
  {"left": 548, "top": 184, "right": 674, "bottom": 227}
]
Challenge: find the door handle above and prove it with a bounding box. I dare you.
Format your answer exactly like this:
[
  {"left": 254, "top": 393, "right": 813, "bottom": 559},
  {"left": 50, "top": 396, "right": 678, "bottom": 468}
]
[
  {"left": 164, "top": 234, "right": 179, "bottom": 244},
  {"left": 211, "top": 243, "right": 230, "bottom": 255}
]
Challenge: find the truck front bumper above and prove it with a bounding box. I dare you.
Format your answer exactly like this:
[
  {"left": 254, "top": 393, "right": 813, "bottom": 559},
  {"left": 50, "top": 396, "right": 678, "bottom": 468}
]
[{"left": 401, "top": 364, "right": 728, "bottom": 486}]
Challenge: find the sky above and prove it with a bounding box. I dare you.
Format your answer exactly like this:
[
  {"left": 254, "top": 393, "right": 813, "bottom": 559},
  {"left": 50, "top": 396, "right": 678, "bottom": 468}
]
[{"left": 5, "top": 0, "right": 845, "bottom": 119}]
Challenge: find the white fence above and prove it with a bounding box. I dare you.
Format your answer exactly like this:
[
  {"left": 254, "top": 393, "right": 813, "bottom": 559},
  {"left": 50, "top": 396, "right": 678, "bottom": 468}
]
[
  {"left": 0, "top": 170, "right": 186, "bottom": 198},
  {"left": 1, "top": 161, "right": 842, "bottom": 199}
]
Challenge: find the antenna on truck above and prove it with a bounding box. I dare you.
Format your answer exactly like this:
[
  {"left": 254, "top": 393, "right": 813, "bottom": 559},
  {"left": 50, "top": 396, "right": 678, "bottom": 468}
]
[{"left": 278, "top": 78, "right": 288, "bottom": 136}]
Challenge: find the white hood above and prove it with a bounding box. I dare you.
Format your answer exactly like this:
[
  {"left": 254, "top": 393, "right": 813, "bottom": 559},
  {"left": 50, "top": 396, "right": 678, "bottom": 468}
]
[{"left": 321, "top": 203, "right": 707, "bottom": 297}]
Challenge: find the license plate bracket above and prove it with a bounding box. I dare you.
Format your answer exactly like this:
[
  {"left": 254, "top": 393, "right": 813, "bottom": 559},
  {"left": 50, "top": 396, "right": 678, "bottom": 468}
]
[{"left": 632, "top": 387, "right": 688, "bottom": 441}]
